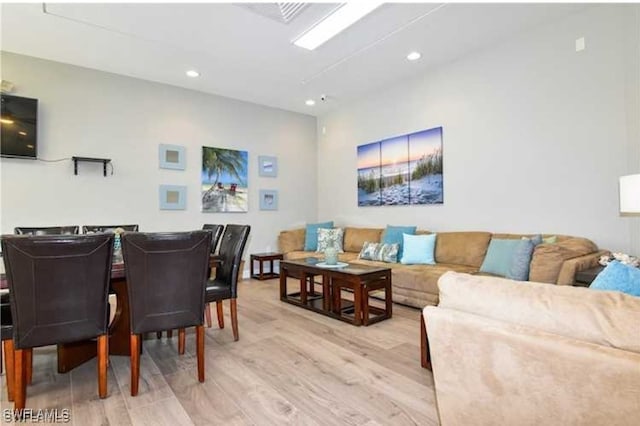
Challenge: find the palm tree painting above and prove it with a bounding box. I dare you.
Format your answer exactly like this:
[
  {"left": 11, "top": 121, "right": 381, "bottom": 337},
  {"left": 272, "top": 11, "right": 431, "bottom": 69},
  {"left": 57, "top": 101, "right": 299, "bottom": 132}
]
[{"left": 201, "top": 146, "right": 249, "bottom": 212}]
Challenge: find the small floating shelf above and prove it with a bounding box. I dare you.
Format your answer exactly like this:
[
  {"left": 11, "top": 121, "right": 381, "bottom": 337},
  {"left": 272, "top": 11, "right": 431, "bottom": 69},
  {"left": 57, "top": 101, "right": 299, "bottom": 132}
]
[{"left": 71, "top": 156, "right": 111, "bottom": 176}]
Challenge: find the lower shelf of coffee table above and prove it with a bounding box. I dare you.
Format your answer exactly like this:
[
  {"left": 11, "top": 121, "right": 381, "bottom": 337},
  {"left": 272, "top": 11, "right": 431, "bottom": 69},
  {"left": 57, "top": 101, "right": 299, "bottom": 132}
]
[{"left": 282, "top": 292, "right": 387, "bottom": 325}]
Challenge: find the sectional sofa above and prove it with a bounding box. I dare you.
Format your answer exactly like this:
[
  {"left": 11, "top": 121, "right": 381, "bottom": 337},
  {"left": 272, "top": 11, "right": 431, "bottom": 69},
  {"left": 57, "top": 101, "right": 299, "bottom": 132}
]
[{"left": 278, "top": 227, "right": 607, "bottom": 308}]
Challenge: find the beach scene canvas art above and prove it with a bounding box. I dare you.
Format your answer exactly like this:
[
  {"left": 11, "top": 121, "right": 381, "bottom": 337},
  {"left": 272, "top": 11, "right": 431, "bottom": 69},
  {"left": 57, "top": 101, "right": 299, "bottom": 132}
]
[
  {"left": 357, "top": 127, "right": 443, "bottom": 206},
  {"left": 201, "top": 146, "right": 249, "bottom": 212}
]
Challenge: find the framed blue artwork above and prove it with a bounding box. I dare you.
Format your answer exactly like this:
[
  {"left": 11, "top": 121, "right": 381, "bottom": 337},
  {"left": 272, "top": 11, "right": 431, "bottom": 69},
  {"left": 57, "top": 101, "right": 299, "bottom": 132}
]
[
  {"left": 159, "top": 185, "right": 187, "bottom": 210},
  {"left": 258, "top": 155, "right": 278, "bottom": 177},
  {"left": 159, "top": 144, "right": 186, "bottom": 170},
  {"left": 259, "top": 189, "right": 278, "bottom": 210},
  {"left": 357, "top": 126, "right": 443, "bottom": 206},
  {"left": 202, "top": 146, "right": 249, "bottom": 213}
]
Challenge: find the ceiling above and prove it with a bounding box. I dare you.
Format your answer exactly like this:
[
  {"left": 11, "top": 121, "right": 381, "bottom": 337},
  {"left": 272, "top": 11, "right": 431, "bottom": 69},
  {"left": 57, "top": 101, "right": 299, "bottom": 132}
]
[{"left": 1, "top": 3, "right": 588, "bottom": 117}]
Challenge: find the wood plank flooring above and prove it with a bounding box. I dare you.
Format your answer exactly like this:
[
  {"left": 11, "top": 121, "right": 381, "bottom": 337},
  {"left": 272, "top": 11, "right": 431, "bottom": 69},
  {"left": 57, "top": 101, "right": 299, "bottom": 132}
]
[{"left": 0, "top": 279, "right": 438, "bottom": 425}]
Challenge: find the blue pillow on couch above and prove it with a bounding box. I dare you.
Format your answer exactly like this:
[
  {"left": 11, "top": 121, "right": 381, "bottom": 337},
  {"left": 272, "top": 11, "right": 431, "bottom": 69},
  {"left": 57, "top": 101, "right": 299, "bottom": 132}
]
[
  {"left": 304, "top": 221, "right": 333, "bottom": 251},
  {"left": 480, "top": 238, "right": 535, "bottom": 280},
  {"left": 382, "top": 225, "right": 417, "bottom": 260},
  {"left": 590, "top": 261, "right": 640, "bottom": 297},
  {"left": 401, "top": 233, "right": 436, "bottom": 265}
]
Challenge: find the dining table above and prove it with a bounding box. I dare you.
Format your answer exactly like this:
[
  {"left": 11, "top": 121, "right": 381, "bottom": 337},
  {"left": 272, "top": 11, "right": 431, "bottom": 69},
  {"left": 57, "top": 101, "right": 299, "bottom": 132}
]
[{"left": 0, "top": 255, "right": 222, "bottom": 373}]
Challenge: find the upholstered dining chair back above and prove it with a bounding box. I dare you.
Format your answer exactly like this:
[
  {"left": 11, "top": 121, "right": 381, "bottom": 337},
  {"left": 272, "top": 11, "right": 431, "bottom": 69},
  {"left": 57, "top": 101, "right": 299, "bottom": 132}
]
[
  {"left": 215, "top": 225, "right": 250, "bottom": 298},
  {"left": 121, "top": 231, "right": 212, "bottom": 335},
  {"left": 83, "top": 224, "right": 139, "bottom": 233},
  {"left": 1, "top": 234, "right": 114, "bottom": 349},
  {"left": 14, "top": 226, "right": 79, "bottom": 236},
  {"left": 202, "top": 224, "right": 224, "bottom": 254}
]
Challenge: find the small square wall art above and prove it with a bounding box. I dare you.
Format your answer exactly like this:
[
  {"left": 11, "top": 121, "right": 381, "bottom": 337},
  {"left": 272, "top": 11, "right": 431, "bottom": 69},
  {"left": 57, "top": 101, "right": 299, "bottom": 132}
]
[
  {"left": 258, "top": 155, "right": 278, "bottom": 177},
  {"left": 159, "top": 185, "right": 187, "bottom": 210},
  {"left": 159, "top": 144, "right": 186, "bottom": 170},
  {"left": 259, "top": 190, "right": 278, "bottom": 210}
]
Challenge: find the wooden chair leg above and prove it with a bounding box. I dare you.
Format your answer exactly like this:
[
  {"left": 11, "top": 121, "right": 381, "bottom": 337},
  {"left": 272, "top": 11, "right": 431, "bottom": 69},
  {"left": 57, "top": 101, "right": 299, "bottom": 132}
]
[
  {"left": 205, "top": 303, "right": 212, "bottom": 328},
  {"left": 156, "top": 331, "right": 162, "bottom": 339},
  {"left": 98, "top": 335, "right": 108, "bottom": 398},
  {"left": 216, "top": 301, "right": 224, "bottom": 329},
  {"left": 14, "top": 348, "right": 26, "bottom": 410},
  {"left": 3, "top": 339, "right": 15, "bottom": 402},
  {"left": 25, "top": 348, "right": 33, "bottom": 385},
  {"left": 167, "top": 330, "right": 173, "bottom": 339},
  {"left": 1, "top": 341, "right": 3, "bottom": 374},
  {"left": 130, "top": 334, "right": 140, "bottom": 396},
  {"left": 178, "top": 329, "right": 185, "bottom": 355},
  {"left": 230, "top": 299, "right": 239, "bottom": 342},
  {"left": 196, "top": 325, "right": 204, "bottom": 383}
]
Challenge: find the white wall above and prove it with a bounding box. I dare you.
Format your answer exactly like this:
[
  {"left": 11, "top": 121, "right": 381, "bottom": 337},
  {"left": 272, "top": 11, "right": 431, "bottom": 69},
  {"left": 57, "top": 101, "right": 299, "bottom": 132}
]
[
  {"left": 317, "top": 5, "right": 640, "bottom": 254},
  {"left": 0, "top": 52, "right": 318, "bottom": 272}
]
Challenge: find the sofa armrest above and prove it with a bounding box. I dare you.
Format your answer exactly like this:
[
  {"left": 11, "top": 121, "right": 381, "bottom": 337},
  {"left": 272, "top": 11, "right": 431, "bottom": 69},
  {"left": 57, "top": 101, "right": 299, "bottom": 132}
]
[
  {"left": 529, "top": 237, "right": 598, "bottom": 283},
  {"left": 278, "top": 228, "right": 305, "bottom": 253},
  {"left": 556, "top": 249, "right": 610, "bottom": 285}
]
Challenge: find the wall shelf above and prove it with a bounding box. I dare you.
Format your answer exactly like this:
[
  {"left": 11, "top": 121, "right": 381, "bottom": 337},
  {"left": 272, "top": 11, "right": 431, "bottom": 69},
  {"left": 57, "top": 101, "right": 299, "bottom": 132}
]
[{"left": 71, "top": 156, "right": 111, "bottom": 176}]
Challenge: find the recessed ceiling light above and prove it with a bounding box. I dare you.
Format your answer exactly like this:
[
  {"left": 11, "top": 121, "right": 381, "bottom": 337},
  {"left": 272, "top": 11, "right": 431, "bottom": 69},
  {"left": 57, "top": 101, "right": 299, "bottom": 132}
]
[
  {"left": 305, "top": 99, "right": 316, "bottom": 106},
  {"left": 407, "top": 51, "right": 421, "bottom": 61},
  {"left": 293, "top": 2, "right": 383, "bottom": 50},
  {"left": 18, "top": 131, "right": 27, "bottom": 136},
  {"left": 186, "top": 70, "right": 200, "bottom": 78}
]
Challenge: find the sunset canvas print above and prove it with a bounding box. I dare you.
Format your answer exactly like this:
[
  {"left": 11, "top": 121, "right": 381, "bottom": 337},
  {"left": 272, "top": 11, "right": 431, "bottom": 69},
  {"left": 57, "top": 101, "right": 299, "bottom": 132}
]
[{"left": 357, "top": 127, "right": 443, "bottom": 206}]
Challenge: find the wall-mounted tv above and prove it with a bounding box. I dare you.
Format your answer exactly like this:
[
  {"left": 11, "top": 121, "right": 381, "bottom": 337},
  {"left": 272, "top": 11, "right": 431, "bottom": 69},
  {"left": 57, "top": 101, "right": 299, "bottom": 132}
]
[{"left": 1, "top": 94, "right": 38, "bottom": 159}]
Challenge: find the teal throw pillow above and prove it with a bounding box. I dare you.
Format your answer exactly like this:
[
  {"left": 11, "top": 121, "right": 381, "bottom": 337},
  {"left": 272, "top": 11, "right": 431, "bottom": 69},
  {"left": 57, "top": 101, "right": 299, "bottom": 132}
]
[
  {"left": 401, "top": 233, "right": 436, "bottom": 265},
  {"left": 382, "top": 225, "right": 417, "bottom": 259},
  {"left": 304, "top": 221, "right": 334, "bottom": 251},
  {"left": 480, "top": 238, "right": 524, "bottom": 277},
  {"left": 506, "top": 239, "right": 535, "bottom": 281},
  {"left": 590, "top": 261, "right": 640, "bottom": 297}
]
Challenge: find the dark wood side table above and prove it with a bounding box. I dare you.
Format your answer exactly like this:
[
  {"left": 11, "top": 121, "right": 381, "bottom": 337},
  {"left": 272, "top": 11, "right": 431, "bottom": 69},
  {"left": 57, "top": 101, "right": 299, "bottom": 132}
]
[
  {"left": 250, "top": 252, "right": 283, "bottom": 280},
  {"left": 574, "top": 265, "right": 604, "bottom": 287}
]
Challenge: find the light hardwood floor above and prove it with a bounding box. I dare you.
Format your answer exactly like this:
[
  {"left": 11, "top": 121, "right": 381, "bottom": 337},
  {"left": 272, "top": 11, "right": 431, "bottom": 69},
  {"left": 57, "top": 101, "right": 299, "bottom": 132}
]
[{"left": 0, "top": 279, "right": 439, "bottom": 425}]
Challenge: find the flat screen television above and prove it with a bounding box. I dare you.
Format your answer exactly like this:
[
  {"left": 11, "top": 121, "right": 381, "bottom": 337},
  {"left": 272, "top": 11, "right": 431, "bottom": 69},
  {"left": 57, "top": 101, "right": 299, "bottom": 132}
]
[{"left": 1, "top": 94, "right": 38, "bottom": 159}]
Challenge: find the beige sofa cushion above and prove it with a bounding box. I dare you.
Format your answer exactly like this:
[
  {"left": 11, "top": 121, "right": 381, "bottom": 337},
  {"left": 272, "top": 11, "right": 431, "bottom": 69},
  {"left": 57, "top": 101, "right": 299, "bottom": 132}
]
[
  {"left": 437, "top": 271, "right": 640, "bottom": 353},
  {"left": 278, "top": 228, "right": 305, "bottom": 253},
  {"left": 435, "top": 232, "right": 492, "bottom": 267},
  {"left": 343, "top": 227, "right": 383, "bottom": 252}
]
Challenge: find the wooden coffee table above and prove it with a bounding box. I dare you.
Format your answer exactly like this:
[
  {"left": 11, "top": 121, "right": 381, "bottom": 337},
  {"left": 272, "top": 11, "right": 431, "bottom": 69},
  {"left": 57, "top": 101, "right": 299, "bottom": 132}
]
[{"left": 279, "top": 258, "right": 392, "bottom": 326}]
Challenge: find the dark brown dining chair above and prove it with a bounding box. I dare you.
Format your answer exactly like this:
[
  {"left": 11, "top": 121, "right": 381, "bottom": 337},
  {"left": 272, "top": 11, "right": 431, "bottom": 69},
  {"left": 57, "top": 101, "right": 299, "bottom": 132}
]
[
  {"left": 155, "top": 224, "right": 224, "bottom": 339},
  {"left": 121, "top": 231, "right": 212, "bottom": 395},
  {"left": 202, "top": 224, "right": 225, "bottom": 328},
  {"left": 205, "top": 224, "right": 250, "bottom": 341},
  {"left": 82, "top": 225, "right": 139, "bottom": 233},
  {"left": 14, "top": 226, "right": 79, "bottom": 235},
  {"left": 1, "top": 234, "right": 114, "bottom": 409}
]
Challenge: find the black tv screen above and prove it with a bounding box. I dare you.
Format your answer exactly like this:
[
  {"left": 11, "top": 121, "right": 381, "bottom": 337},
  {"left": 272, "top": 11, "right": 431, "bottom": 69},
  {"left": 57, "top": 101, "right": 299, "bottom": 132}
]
[{"left": 1, "top": 94, "right": 38, "bottom": 159}]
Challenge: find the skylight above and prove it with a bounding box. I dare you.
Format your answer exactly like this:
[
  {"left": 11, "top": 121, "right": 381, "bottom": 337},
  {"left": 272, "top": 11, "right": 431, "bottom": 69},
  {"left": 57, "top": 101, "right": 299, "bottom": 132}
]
[{"left": 293, "top": 2, "right": 383, "bottom": 51}]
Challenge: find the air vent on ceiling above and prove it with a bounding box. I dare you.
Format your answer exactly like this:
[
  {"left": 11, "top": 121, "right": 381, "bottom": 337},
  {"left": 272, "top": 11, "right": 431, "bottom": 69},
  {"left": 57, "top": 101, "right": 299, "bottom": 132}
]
[{"left": 236, "top": 3, "right": 309, "bottom": 24}]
